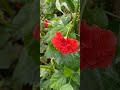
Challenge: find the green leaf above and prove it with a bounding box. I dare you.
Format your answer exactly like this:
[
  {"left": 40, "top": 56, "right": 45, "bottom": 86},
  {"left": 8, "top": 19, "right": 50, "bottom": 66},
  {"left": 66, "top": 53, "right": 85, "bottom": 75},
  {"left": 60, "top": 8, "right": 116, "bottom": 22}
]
[
  {"left": 56, "top": 0, "right": 63, "bottom": 13},
  {"left": 18, "top": 0, "right": 40, "bottom": 64},
  {"left": 43, "top": 26, "right": 64, "bottom": 43},
  {"left": 77, "top": 68, "right": 80, "bottom": 76},
  {"left": 40, "top": 80, "right": 50, "bottom": 90},
  {"left": 13, "top": 0, "right": 39, "bottom": 39},
  {"left": 13, "top": 50, "right": 39, "bottom": 85},
  {"left": 54, "top": 52, "right": 80, "bottom": 71},
  {"left": 72, "top": 73, "right": 80, "bottom": 85},
  {"left": 44, "top": 44, "right": 57, "bottom": 58},
  {"left": 69, "top": 32, "right": 76, "bottom": 39},
  {"left": 64, "top": 0, "right": 75, "bottom": 12},
  {"left": 60, "top": 14, "right": 71, "bottom": 25},
  {"left": 60, "top": 83, "right": 74, "bottom": 90},
  {"left": 50, "top": 72, "right": 66, "bottom": 89},
  {"left": 40, "top": 68, "right": 49, "bottom": 77},
  {"left": 24, "top": 39, "right": 40, "bottom": 64},
  {"left": 40, "top": 40, "right": 47, "bottom": 53},
  {"left": 71, "top": 77, "right": 78, "bottom": 83},
  {"left": 90, "top": 7, "right": 108, "bottom": 27},
  {"left": 64, "top": 66, "right": 73, "bottom": 77},
  {"left": 62, "top": 2, "right": 70, "bottom": 11}
]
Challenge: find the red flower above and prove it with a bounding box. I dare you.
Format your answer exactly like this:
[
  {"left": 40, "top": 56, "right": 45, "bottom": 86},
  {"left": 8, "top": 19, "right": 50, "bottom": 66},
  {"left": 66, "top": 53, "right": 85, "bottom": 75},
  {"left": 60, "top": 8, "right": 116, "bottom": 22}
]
[
  {"left": 51, "top": 32, "right": 79, "bottom": 54},
  {"left": 44, "top": 19, "right": 50, "bottom": 28},
  {"left": 80, "top": 21, "right": 116, "bottom": 70},
  {"left": 32, "top": 22, "right": 40, "bottom": 42}
]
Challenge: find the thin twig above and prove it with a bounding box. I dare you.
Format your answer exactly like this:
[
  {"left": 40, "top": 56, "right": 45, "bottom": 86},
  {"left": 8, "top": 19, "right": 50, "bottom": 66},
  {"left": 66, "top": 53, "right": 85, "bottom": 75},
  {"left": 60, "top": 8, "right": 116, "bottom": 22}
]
[{"left": 105, "top": 11, "right": 120, "bottom": 19}]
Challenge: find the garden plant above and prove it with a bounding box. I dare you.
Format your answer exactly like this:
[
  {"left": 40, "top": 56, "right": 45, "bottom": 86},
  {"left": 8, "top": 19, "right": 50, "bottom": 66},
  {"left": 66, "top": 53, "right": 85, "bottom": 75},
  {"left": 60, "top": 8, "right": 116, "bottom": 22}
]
[
  {"left": 40, "top": 0, "right": 80, "bottom": 90},
  {"left": 0, "top": 0, "right": 120, "bottom": 90}
]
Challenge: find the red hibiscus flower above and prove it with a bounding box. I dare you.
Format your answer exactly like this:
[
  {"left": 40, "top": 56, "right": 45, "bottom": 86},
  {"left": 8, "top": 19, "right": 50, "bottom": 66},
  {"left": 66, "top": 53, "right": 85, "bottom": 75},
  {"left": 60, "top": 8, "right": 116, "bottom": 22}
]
[
  {"left": 80, "top": 21, "right": 116, "bottom": 70},
  {"left": 51, "top": 32, "right": 79, "bottom": 54},
  {"left": 44, "top": 19, "right": 50, "bottom": 28},
  {"left": 32, "top": 22, "right": 40, "bottom": 42}
]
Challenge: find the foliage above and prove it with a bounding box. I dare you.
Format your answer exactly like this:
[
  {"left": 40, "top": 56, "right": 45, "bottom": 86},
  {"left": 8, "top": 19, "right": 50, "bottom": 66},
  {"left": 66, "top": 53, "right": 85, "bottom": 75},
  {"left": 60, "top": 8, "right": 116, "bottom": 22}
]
[{"left": 40, "top": 0, "right": 80, "bottom": 90}]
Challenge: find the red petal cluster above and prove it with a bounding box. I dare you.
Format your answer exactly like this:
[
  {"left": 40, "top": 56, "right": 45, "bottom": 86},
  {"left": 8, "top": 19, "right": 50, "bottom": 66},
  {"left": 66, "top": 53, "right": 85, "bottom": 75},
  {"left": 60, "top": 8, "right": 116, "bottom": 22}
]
[
  {"left": 44, "top": 19, "right": 50, "bottom": 28},
  {"left": 32, "top": 22, "right": 40, "bottom": 42},
  {"left": 80, "top": 21, "right": 116, "bottom": 70},
  {"left": 51, "top": 32, "right": 79, "bottom": 54}
]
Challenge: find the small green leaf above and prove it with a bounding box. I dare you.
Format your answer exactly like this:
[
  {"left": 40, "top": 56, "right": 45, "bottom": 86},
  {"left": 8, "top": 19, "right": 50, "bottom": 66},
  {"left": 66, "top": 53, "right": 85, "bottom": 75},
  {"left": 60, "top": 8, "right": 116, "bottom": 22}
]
[
  {"left": 64, "top": 66, "right": 73, "bottom": 77},
  {"left": 60, "top": 83, "right": 74, "bottom": 90},
  {"left": 40, "top": 80, "right": 50, "bottom": 90},
  {"left": 50, "top": 72, "right": 66, "bottom": 89},
  {"left": 62, "top": 2, "right": 70, "bottom": 11},
  {"left": 71, "top": 77, "right": 78, "bottom": 82},
  {"left": 77, "top": 68, "right": 80, "bottom": 76},
  {"left": 40, "top": 68, "right": 49, "bottom": 77},
  {"left": 44, "top": 45, "right": 56, "bottom": 58},
  {"left": 56, "top": 0, "right": 63, "bottom": 13},
  {"left": 64, "top": 0, "right": 75, "bottom": 12},
  {"left": 69, "top": 32, "right": 76, "bottom": 39}
]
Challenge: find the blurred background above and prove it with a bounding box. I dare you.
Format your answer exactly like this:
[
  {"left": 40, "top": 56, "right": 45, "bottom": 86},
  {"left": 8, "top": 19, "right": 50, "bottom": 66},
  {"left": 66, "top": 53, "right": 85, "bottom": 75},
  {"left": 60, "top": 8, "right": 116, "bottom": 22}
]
[
  {"left": 0, "top": 0, "right": 39, "bottom": 90},
  {"left": 81, "top": 0, "right": 120, "bottom": 90}
]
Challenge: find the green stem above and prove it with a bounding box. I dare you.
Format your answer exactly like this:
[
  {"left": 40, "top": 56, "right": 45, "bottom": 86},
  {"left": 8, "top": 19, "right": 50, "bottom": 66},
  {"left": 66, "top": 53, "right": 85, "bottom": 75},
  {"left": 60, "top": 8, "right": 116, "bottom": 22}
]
[
  {"left": 40, "top": 65, "right": 50, "bottom": 69},
  {"left": 60, "top": 20, "right": 72, "bottom": 37},
  {"left": 105, "top": 11, "right": 120, "bottom": 20},
  {"left": 64, "top": 20, "right": 74, "bottom": 37},
  {"left": 51, "top": 58, "right": 55, "bottom": 71},
  {"left": 40, "top": 59, "right": 48, "bottom": 65},
  {"left": 65, "top": 26, "right": 70, "bottom": 37},
  {"left": 69, "top": 76, "right": 72, "bottom": 84}
]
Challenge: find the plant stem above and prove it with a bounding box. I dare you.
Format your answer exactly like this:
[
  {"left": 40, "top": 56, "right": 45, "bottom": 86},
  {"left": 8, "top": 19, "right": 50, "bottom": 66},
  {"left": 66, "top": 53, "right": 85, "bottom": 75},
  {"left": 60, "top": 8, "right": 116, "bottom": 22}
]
[
  {"left": 105, "top": 11, "right": 120, "bottom": 20},
  {"left": 40, "top": 60, "right": 48, "bottom": 65},
  {"left": 64, "top": 21, "right": 73, "bottom": 37},
  {"left": 40, "top": 65, "right": 50, "bottom": 69},
  {"left": 65, "top": 26, "right": 70, "bottom": 37},
  {"left": 69, "top": 76, "right": 72, "bottom": 84},
  {"left": 51, "top": 58, "right": 55, "bottom": 71}
]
